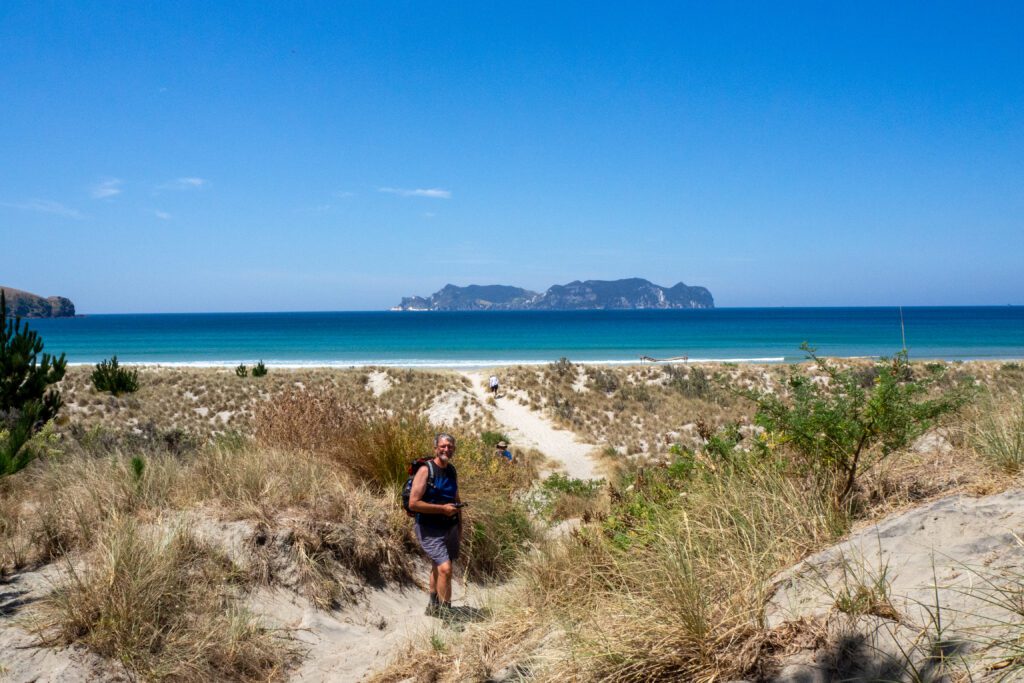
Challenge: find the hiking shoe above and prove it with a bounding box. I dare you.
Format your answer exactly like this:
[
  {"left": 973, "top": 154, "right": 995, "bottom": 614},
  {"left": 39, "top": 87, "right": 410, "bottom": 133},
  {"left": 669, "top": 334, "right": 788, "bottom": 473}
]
[{"left": 424, "top": 602, "right": 441, "bottom": 618}]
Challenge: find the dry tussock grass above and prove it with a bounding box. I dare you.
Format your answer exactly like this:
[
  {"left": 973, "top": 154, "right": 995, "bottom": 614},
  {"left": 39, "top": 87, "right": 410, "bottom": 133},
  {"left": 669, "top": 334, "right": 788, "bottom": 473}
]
[
  {"left": 33, "top": 517, "right": 292, "bottom": 682},
  {"left": 1, "top": 375, "right": 537, "bottom": 679},
  {"left": 56, "top": 365, "right": 472, "bottom": 440},
  {"left": 255, "top": 388, "right": 435, "bottom": 489},
  {"left": 255, "top": 389, "right": 540, "bottom": 582},
  {"left": 375, "top": 462, "right": 845, "bottom": 683}
]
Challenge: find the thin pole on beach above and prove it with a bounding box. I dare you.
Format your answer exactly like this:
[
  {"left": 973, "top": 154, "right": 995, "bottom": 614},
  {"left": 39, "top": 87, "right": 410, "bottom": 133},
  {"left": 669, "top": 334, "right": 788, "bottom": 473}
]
[{"left": 899, "top": 306, "right": 907, "bottom": 353}]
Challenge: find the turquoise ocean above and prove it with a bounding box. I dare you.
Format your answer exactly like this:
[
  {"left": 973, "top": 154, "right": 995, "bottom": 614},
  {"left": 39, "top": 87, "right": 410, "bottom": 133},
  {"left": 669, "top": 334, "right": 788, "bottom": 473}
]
[{"left": 26, "top": 307, "right": 1024, "bottom": 367}]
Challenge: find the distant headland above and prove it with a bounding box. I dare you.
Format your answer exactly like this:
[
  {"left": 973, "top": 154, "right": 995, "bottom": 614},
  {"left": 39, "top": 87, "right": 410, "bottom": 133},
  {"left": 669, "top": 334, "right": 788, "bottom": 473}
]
[
  {"left": 392, "top": 278, "right": 714, "bottom": 311},
  {"left": 1, "top": 286, "right": 76, "bottom": 318}
]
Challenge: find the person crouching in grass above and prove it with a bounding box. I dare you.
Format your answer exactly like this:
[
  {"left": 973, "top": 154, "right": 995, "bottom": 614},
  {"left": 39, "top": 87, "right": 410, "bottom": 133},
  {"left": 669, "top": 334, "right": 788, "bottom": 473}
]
[{"left": 408, "top": 433, "right": 462, "bottom": 617}]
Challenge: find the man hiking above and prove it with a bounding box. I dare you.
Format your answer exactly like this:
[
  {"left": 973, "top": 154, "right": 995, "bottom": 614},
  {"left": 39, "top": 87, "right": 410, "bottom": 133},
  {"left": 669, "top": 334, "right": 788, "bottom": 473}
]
[{"left": 408, "top": 433, "right": 462, "bottom": 617}]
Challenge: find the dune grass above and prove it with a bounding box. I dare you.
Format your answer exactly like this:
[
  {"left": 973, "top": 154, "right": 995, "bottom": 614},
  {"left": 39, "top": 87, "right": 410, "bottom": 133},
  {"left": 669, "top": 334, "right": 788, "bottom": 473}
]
[
  {"left": 970, "top": 397, "right": 1024, "bottom": 474},
  {"left": 33, "top": 517, "right": 291, "bottom": 682},
  {"left": 254, "top": 388, "right": 540, "bottom": 582},
  {"left": 374, "top": 455, "right": 847, "bottom": 682},
  {"left": 0, "top": 373, "right": 540, "bottom": 680},
  {"left": 4, "top": 361, "right": 1021, "bottom": 681}
]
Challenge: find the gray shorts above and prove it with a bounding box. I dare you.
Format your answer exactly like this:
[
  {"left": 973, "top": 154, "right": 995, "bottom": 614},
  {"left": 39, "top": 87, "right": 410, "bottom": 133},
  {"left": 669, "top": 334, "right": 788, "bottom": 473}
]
[{"left": 414, "top": 519, "right": 461, "bottom": 566}]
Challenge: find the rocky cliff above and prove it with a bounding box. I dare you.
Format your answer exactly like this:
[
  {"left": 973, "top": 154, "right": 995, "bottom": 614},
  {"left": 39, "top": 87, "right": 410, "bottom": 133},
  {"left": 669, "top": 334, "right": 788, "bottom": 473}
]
[
  {"left": 392, "top": 278, "right": 713, "bottom": 311},
  {"left": 1, "top": 287, "right": 76, "bottom": 318}
]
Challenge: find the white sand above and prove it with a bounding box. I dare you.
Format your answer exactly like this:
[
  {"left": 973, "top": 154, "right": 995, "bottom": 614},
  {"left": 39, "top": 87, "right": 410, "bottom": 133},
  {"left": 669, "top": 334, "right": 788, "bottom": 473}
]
[
  {"left": 365, "top": 371, "right": 392, "bottom": 397},
  {"left": 767, "top": 489, "right": 1024, "bottom": 678},
  {"left": 462, "top": 372, "right": 601, "bottom": 480}
]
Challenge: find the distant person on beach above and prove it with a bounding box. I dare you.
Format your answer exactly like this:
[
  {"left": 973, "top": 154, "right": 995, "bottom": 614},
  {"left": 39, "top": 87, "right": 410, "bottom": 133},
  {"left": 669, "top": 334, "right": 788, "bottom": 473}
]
[
  {"left": 408, "top": 433, "right": 462, "bottom": 618},
  {"left": 495, "top": 440, "right": 513, "bottom": 463},
  {"left": 489, "top": 374, "right": 499, "bottom": 395}
]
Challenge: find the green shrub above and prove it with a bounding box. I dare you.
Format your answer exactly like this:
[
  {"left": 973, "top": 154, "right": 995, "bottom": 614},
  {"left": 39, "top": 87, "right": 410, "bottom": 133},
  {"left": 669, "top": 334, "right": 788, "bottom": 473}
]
[
  {"left": 748, "top": 344, "right": 967, "bottom": 503},
  {"left": 1, "top": 291, "right": 67, "bottom": 475},
  {"left": 702, "top": 423, "right": 743, "bottom": 463},
  {"left": 235, "top": 363, "right": 248, "bottom": 377},
  {"left": 543, "top": 473, "right": 604, "bottom": 497},
  {"left": 480, "top": 430, "right": 510, "bottom": 447},
  {"left": 91, "top": 356, "right": 139, "bottom": 396},
  {"left": 251, "top": 361, "right": 268, "bottom": 377},
  {"left": 461, "top": 496, "right": 535, "bottom": 581}
]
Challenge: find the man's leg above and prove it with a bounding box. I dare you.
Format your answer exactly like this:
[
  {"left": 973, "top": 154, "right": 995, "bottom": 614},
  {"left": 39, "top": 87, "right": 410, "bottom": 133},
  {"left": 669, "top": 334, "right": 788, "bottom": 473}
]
[
  {"left": 436, "top": 561, "right": 453, "bottom": 604},
  {"left": 429, "top": 563, "right": 439, "bottom": 602}
]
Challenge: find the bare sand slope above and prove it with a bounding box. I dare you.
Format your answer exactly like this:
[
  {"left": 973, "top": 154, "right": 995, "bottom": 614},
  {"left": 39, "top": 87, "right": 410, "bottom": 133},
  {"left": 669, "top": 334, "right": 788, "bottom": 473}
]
[
  {"left": 765, "top": 489, "right": 1024, "bottom": 681},
  {"left": 0, "top": 529, "right": 489, "bottom": 683},
  {"left": 462, "top": 372, "right": 601, "bottom": 480},
  {"left": 257, "top": 576, "right": 492, "bottom": 683}
]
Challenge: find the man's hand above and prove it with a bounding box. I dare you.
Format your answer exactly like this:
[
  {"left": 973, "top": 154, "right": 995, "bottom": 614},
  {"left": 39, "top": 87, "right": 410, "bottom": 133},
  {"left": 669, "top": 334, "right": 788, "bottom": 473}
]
[{"left": 440, "top": 503, "right": 459, "bottom": 517}]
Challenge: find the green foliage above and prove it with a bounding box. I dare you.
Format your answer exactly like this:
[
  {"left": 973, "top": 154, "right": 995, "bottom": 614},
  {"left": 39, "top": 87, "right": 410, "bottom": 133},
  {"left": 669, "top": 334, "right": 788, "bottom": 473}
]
[
  {"left": 748, "top": 344, "right": 967, "bottom": 502},
  {"left": 234, "top": 363, "right": 248, "bottom": 377},
  {"left": 702, "top": 423, "right": 743, "bottom": 463},
  {"left": 461, "top": 498, "right": 534, "bottom": 581},
  {"left": 666, "top": 444, "right": 697, "bottom": 479},
  {"left": 130, "top": 456, "right": 146, "bottom": 482},
  {"left": 1, "top": 291, "right": 67, "bottom": 476},
  {"left": 479, "top": 430, "right": 510, "bottom": 448},
  {"left": 91, "top": 356, "right": 139, "bottom": 396},
  {"left": 542, "top": 473, "right": 604, "bottom": 497},
  {"left": 251, "top": 360, "right": 268, "bottom": 377}
]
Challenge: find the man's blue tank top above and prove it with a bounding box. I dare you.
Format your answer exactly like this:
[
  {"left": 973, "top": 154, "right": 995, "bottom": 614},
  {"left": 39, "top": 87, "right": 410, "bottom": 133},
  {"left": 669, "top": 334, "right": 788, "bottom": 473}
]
[{"left": 417, "top": 462, "right": 458, "bottom": 528}]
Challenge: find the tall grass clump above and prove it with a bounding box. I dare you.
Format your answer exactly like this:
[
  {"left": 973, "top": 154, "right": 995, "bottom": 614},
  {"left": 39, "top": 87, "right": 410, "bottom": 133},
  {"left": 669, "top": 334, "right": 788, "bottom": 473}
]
[
  {"left": 376, "top": 454, "right": 845, "bottom": 682},
  {"left": 255, "top": 388, "right": 433, "bottom": 489},
  {"left": 91, "top": 356, "right": 139, "bottom": 395},
  {"left": 256, "top": 389, "right": 540, "bottom": 581},
  {"left": 971, "top": 397, "right": 1024, "bottom": 473},
  {"left": 571, "top": 462, "right": 843, "bottom": 680},
  {"left": 34, "top": 518, "right": 290, "bottom": 681}
]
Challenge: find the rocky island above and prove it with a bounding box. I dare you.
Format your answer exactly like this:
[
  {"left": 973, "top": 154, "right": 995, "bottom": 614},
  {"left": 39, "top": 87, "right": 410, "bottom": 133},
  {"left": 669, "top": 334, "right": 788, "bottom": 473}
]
[
  {"left": 1, "top": 286, "right": 76, "bottom": 318},
  {"left": 392, "top": 277, "right": 713, "bottom": 311}
]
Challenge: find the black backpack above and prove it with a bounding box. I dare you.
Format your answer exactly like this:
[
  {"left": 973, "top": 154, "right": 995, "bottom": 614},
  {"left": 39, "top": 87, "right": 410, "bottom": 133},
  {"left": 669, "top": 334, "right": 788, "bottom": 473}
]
[{"left": 401, "top": 458, "right": 458, "bottom": 517}]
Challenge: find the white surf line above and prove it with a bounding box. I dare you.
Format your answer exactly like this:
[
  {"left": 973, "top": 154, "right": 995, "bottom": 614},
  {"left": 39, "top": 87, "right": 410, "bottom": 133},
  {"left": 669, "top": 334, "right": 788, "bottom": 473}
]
[{"left": 463, "top": 372, "right": 600, "bottom": 480}]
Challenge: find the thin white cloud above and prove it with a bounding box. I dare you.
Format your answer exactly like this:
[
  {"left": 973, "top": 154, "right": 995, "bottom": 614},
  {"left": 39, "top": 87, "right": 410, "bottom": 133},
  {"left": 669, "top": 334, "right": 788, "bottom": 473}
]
[
  {"left": 154, "top": 210, "right": 172, "bottom": 220},
  {"left": 0, "top": 200, "right": 84, "bottom": 219},
  {"left": 378, "top": 187, "right": 451, "bottom": 199},
  {"left": 333, "top": 190, "right": 355, "bottom": 198},
  {"left": 161, "top": 177, "right": 207, "bottom": 190},
  {"left": 91, "top": 178, "right": 123, "bottom": 199}
]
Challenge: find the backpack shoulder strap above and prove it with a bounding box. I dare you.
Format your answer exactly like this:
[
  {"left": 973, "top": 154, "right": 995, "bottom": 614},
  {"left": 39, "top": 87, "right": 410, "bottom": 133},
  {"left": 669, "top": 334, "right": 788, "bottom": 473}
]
[{"left": 425, "top": 460, "right": 437, "bottom": 489}]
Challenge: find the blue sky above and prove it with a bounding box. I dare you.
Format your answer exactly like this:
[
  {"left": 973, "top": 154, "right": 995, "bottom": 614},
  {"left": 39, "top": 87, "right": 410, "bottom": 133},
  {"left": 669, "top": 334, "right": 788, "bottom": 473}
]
[{"left": 2, "top": 2, "right": 1022, "bottom": 312}]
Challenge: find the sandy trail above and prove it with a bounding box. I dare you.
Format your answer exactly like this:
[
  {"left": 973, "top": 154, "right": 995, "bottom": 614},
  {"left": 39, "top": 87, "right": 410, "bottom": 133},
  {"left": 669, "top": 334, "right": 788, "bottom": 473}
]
[{"left": 463, "top": 372, "right": 601, "bottom": 480}]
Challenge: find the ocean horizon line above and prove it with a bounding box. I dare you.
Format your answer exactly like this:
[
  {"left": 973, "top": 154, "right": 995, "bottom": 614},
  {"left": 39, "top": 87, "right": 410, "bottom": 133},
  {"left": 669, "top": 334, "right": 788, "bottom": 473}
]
[{"left": 57, "top": 304, "right": 1023, "bottom": 316}]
